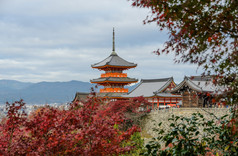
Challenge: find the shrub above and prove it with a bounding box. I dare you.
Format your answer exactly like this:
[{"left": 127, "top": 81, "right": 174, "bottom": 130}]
[{"left": 143, "top": 108, "right": 238, "bottom": 155}]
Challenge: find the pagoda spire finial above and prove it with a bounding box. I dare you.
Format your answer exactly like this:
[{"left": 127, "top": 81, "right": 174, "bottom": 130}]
[{"left": 112, "top": 27, "right": 115, "bottom": 52}]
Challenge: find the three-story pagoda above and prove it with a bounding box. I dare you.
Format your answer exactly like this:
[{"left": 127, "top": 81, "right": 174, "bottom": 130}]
[{"left": 91, "top": 29, "right": 138, "bottom": 95}]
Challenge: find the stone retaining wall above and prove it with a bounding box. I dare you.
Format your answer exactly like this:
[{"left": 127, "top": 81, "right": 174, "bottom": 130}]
[{"left": 142, "top": 108, "right": 230, "bottom": 141}]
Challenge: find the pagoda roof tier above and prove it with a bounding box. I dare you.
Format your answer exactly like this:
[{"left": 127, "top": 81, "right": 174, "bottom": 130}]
[
  {"left": 97, "top": 92, "right": 126, "bottom": 98},
  {"left": 90, "top": 77, "right": 138, "bottom": 84},
  {"left": 91, "top": 51, "right": 137, "bottom": 69}
]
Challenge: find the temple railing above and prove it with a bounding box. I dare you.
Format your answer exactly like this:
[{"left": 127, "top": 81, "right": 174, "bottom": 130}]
[
  {"left": 100, "top": 88, "right": 128, "bottom": 93},
  {"left": 101, "top": 73, "right": 127, "bottom": 78}
]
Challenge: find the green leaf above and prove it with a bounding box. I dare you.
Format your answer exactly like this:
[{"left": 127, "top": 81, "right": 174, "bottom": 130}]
[
  {"left": 158, "top": 122, "right": 162, "bottom": 126},
  {"left": 195, "top": 131, "right": 199, "bottom": 135},
  {"left": 231, "top": 147, "right": 236, "bottom": 153},
  {"left": 224, "top": 145, "right": 230, "bottom": 151}
]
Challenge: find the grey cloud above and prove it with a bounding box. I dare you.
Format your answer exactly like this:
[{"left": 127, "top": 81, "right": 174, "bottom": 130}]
[{"left": 0, "top": 0, "right": 200, "bottom": 83}]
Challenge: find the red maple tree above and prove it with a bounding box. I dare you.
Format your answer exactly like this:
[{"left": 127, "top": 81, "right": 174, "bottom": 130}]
[
  {"left": 0, "top": 96, "right": 150, "bottom": 155},
  {"left": 129, "top": 0, "right": 238, "bottom": 106}
]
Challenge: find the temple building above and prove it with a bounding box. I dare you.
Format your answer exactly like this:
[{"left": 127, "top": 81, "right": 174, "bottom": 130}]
[
  {"left": 73, "top": 30, "right": 217, "bottom": 108},
  {"left": 123, "top": 77, "right": 182, "bottom": 108},
  {"left": 90, "top": 29, "right": 138, "bottom": 99},
  {"left": 170, "top": 76, "right": 216, "bottom": 107},
  {"left": 72, "top": 92, "right": 90, "bottom": 106}
]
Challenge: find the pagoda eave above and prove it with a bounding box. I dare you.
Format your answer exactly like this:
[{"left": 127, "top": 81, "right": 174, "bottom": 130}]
[
  {"left": 91, "top": 80, "right": 138, "bottom": 84},
  {"left": 92, "top": 65, "right": 137, "bottom": 70}
]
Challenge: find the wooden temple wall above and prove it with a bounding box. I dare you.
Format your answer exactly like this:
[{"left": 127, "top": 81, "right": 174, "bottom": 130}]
[
  {"left": 182, "top": 91, "right": 201, "bottom": 107},
  {"left": 147, "top": 97, "right": 182, "bottom": 109}
]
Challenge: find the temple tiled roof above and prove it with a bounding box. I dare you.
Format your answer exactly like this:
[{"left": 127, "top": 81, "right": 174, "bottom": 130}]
[
  {"left": 72, "top": 92, "right": 90, "bottom": 102},
  {"left": 91, "top": 51, "right": 137, "bottom": 68},
  {"left": 171, "top": 76, "right": 215, "bottom": 93},
  {"left": 123, "top": 77, "right": 174, "bottom": 97},
  {"left": 90, "top": 77, "right": 138, "bottom": 83}
]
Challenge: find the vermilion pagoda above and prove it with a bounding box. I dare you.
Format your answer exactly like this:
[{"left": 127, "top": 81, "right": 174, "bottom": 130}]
[{"left": 90, "top": 29, "right": 138, "bottom": 95}]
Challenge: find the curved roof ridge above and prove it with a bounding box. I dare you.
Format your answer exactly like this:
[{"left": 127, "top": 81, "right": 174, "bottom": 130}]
[
  {"left": 141, "top": 77, "right": 173, "bottom": 83},
  {"left": 91, "top": 54, "right": 111, "bottom": 67},
  {"left": 106, "top": 53, "right": 114, "bottom": 65},
  {"left": 112, "top": 54, "right": 136, "bottom": 65},
  {"left": 171, "top": 76, "right": 202, "bottom": 93},
  {"left": 170, "top": 78, "right": 187, "bottom": 93},
  {"left": 186, "top": 77, "right": 203, "bottom": 92},
  {"left": 127, "top": 79, "right": 143, "bottom": 94},
  {"left": 91, "top": 52, "right": 137, "bottom": 68},
  {"left": 154, "top": 77, "right": 174, "bottom": 94}
]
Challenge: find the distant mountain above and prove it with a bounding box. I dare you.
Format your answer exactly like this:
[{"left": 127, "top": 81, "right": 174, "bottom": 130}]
[
  {"left": 0, "top": 80, "right": 94, "bottom": 104},
  {"left": 0, "top": 80, "right": 32, "bottom": 91},
  {"left": 0, "top": 80, "right": 139, "bottom": 105}
]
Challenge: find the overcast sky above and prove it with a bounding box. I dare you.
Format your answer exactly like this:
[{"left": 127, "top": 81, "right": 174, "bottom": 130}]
[{"left": 0, "top": 0, "right": 201, "bottom": 83}]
